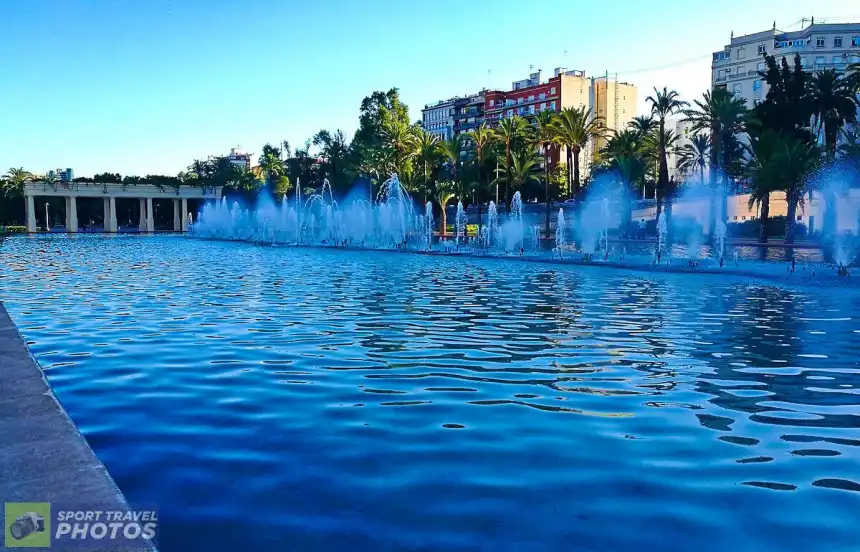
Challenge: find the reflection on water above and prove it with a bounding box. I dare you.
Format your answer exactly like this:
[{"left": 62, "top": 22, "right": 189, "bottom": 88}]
[{"left": 1, "top": 235, "right": 859, "bottom": 552}]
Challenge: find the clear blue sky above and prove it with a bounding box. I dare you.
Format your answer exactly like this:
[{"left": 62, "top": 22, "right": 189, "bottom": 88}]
[{"left": 1, "top": 0, "right": 856, "bottom": 177}]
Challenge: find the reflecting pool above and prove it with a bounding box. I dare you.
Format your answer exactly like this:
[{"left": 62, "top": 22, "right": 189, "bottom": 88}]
[{"left": 1, "top": 235, "right": 858, "bottom": 551}]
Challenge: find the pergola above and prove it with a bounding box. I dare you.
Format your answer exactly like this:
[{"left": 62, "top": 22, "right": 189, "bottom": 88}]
[{"left": 23, "top": 181, "right": 222, "bottom": 233}]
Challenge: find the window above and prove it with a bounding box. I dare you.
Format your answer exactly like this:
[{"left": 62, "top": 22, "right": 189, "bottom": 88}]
[
  {"left": 835, "top": 36, "right": 843, "bottom": 47},
  {"left": 757, "top": 62, "right": 765, "bottom": 71},
  {"left": 489, "top": 99, "right": 494, "bottom": 107},
  {"left": 737, "top": 47, "right": 745, "bottom": 59},
  {"left": 800, "top": 56, "right": 808, "bottom": 67},
  {"left": 816, "top": 36, "right": 825, "bottom": 47},
  {"left": 733, "top": 216, "right": 738, "bottom": 221},
  {"left": 517, "top": 97, "right": 523, "bottom": 104},
  {"left": 758, "top": 44, "right": 766, "bottom": 54},
  {"left": 853, "top": 36, "right": 860, "bottom": 47},
  {"left": 549, "top": 101, "right": 556, "bottom": 111},
  {"left": 797, "top": 216, "right": 803, "bottom": 221},
  {"left": 528, "top": 95, "right": 534, "bottom": 101},
  {"left": 550, "top": 87, "right": 556, "bottom": 95},
  {"left": 834, "top": 55, "right": 845, "bottom": 65},
  {"left": 741, "top": 216, "right": 746, "bottom": 221},
  {"left": 540, "top": 102, "right": 546, "bottom": 110},
  {"left": 753, "top": 79, "right": 762, "bottom": 99},
  {"left": 852, "top": 55, "right": 860, "bottom": 63},
  {"left": 733, "top": 83, "right": 742, "bottom": 94},
  {"left": 539, "top": 93, "right": 546, "bottom": 100},
  {"left": 816, "top": 56, "right": 826, "bottom": 64}
]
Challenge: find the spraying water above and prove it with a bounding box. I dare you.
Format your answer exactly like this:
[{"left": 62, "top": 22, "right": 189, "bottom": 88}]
[
  {"left": 554, "top": 208, "right": 567, "bottom": 259},
  {"left": 455, "top": 201, "right": 466, "bottom": 249},
  {"left": 656, "top": 212, "right": 668, "bottom": 264}
]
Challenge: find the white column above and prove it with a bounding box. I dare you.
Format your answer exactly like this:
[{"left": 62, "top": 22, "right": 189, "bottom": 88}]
[
  {"left": 173, "top": 199, "right": 181, "bottom": 231},
  {"left": 146, "top": 198, "right": 155, "bottom": 232},
  {"left": 25, "top": 195, "right": 36, "bottom": 233},
  {"left": 108, "top": 197, "right": 118, "bottom": 233},
  {"left": 139, "top": 199, "right": 146, "bottom": 231},
  {"left": 67, "top": 197, "right": 78, "bottom": 233},
  {"left": 103, "top": 198, "right": 111, "bottom": 232},
  {"left": 181, "top": 198, "right": 189, "bottom": 231}
]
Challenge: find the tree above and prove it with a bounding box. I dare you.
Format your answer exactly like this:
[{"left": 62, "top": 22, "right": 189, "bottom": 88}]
[
  {"left": 464, "top": 124, "right": 494, "bottom": 236},
  {"left": 437, "top": 135, "right": 462, "bottom": 190},
  {"left": 492, "top": 115, "right": 530, "bottom": 209},
  {"left": 312, "top": 130, "right": 349, "bottom": 192},
  {"left": 380, "top": 112, "right": 418, "bottom": 175},
  {"left": 784, "top": 138, "right": 821, "bottom": 244},
  {"left": 414, "top": 129, "right": 440, "bottom": 204},
  {"left": 495, "top": 148, "right": 540, "bottom": 193},
  {"left": 743, "top": 130, "right": 785, "bottom": 243},
  {"left": 534, "top": 110, "right": 558, "bottom": 234},
  {"left": 646, "top": 87, "right": 688, "bottom": 218},
  {"left": 608, "top": 155, "right": 646, "bottom": 236},
  {"left": 435, "top": 180, "right": 457, "bottom": 237},
  {"left": 273, "top": 175, "right": 293, "bottom": 200},
  {"left": 684, "top": 87, "right": 747, "bottom": 232},
  {"left": 2, "top": 168, "right": 33, "bottom": 196},
  {"left": 807, "top": 68, "right": 858, "bottom": 239},
  {"left": 677, "top": 133, "right": 710, "bottom": 189},
  {"left": 93, "top": 172, "right": 122, "bottom": 183},
  {"left": 552, "top": 106, "right": 604, "bottom": 202},
  {"left": 259, "top": 144, "right": 286, "bottom": 188}
]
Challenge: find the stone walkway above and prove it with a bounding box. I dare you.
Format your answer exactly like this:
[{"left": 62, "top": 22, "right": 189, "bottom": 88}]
[{"left": 0, "top": 303, "right": 156, "bottom": 551}]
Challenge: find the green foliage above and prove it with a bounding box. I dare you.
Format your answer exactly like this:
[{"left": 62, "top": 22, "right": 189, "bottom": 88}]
[{"left": 0, "top": 225, "right": 26, "bottom": 234}]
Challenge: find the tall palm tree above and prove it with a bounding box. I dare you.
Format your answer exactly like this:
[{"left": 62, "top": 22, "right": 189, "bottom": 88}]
[
  {"left": 839, "top": 129, "right": 860, "bottom": 164},
  {"left": 415, "top": 130, "right": 441, "bottom": 204},
  {"left": 465, "top": 124, "right": 494, "bottom": 235},
  {"left": 743, "top": 130, "right": 784, "bottom": 243},
  {"left": 1, "top": 168, "right": 33, "bottom": 196},
  {"left": 495, "top": 148, "right": 541, "bottom": 194},
  {"left": 312, "top": 130, "right": 349, "bottom": 191},
  {"left": 492, "top": 115, "right": 530, "bottom": 209},
  {"left": 258, "top": 144, "right": 286, "bottom": 188},
  {"left": 781, "top": 137, "right": 821, "bottom": 244},
  {"left": 847, "top": 61, "right": 860, "bottom": 92},
  {"left": 435, "top": 180, "right": 457, "bottom": 237},
  {"left": 628, "top": 115, "right": 658, "bottom": 140},
  {"left": 381, "top": 115, "right": 419, "bottom": 174},
  {"left": 552, "top": 106, "right": 604, "bottom": 201},
  {"left": 534, "top": 110, "right": 558, "bottom": 234},
  {"left": 806, "top": 68, "right": 858, "bottom": 239},
  {"left": 646, "top": 87, "right": 688, "bottom": 218},
  {"left": 437, "top": 135, "right": 463, "bottom": 192},
  {"left": 677, "top": 133, "right": 710, "bottom": 189},
  {"left": 683, "top": 88, "right": 747, "bottom": 232}
]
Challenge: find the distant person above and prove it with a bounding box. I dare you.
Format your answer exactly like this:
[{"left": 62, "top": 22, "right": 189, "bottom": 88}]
[{"left": 638, "top": 219, "right": 646, "bottom": 239}]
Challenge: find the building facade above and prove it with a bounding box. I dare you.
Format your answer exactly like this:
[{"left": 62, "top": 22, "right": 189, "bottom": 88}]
[
  {"left": 453, "top": 92, "right": 486, "bottom": 137},
  {"left": 590, "top": 76, "right": 637, "bottom": 162},
  {"left": 712, "top": 21, "right": 860, "bottom": 107},
  {"left": 421, "top": 98, "right": 457, "bottom": 141},
  {"left": 227, "top": 148, "right": 253, "bottom": 170}
]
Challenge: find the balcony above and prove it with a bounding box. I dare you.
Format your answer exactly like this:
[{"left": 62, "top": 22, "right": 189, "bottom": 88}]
[
  {"left": 486, "top": 94, "right": 559, "bottom": 112},
  {"left": 715, "top": 75, "right": 727, "bottom": 82}
]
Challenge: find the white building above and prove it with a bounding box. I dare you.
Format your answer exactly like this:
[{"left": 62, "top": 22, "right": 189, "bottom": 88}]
[
  {"left": 712, "top": 21, "right": 860, "bottom": 108},
  {"left": 421, "top": 99, "right": 456, "bottom": 141}
]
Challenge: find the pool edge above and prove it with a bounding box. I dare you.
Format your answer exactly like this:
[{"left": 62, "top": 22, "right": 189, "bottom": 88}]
[{"left": 0, "top": 301, "right": 157, "bottom": 551}]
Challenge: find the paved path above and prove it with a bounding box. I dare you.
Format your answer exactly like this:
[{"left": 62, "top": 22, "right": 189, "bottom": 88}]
[{"left": 0, "top": 302, "right": 155, "bottom": 551}]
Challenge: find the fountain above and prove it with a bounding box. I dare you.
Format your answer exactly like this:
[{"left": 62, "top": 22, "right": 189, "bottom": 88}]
[
  {"left": 554, "top": 209, "right": 567, "bottom": 259},
  {"left": 455, "top": 201, "right": 467, "bottom": 249},
  {"left": 655, "top": 212, "right": 668, "bottom": 265}
]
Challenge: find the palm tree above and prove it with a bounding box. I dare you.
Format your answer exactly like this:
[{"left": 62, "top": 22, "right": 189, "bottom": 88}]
[
  {"left": 781, "top": 137, "right": 821, "bottom": 244},
  {"left": 807, "top": 68, "right": 858, "bottom": 239},
  {"left": 552, "top": 106, "right": 604, "bottom": 201},
  {"left": 381, "top": 115, "right": 418, "bottom": 174},
  {"left": 495, "top": 148, "right": 540, "bottom": 193},
  {"left": 464, "top": 124, "right": 494, "bottom": 235},
  {"left": 2, "top": 168, "right": 33, "bottom": 196},
  {"left": 677, "top": 133, "right": 710, "bottom": 189},
  {"left": 743, "top": 130, "right": 785, "bottom": 243},
  {"left": 534, "top": 110, "right": 558, "bottom": 234},
  {"left": 415, "top": 130, "right": 441, "bottom": 204},
  {"left": 437, "top": 135, "right": 461, "bottom": 178},
  {"left": 848, "top": 61, "right": 860, "bottom": 92},
  {"left": 258, "top": 144, "right": 286, "bottom": 188},
  {"left": 683, "top": 88, "right": 747, "bottom": 233},
  {"left": 312, "top": 130, "right": 349, "bottom": 191},
  {"left": 646, "top": 87, "right": 688, "bottom": 218},
  {"left": 492, "top": 115, "right": 530, "bottom": 209},
  {"left": 628, "top": 115, "right": 658, "bottom": 140},
  {"left": 435, "top": 180, "right": 457, "bottom": 237},
  {"left": 839, "top": 129, "right": 860, "bottom": 165}
]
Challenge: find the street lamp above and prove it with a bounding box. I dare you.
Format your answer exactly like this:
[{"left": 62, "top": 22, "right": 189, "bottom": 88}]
[{"left": 44, "top": 203, "right": 49, "bottom": 232}]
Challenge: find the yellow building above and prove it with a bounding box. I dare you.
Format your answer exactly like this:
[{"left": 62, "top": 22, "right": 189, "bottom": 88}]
[{"left": 590, "top": 76, "right": 637, "bottom": 164}]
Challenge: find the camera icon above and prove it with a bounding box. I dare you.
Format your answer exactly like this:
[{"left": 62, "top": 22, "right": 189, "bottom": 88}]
[{"left": 9, "top": 512, "right": 45, "bottom": 541}]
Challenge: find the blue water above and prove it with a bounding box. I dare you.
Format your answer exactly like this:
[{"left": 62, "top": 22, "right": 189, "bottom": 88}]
[{"left": 1, "top": 234, "right": 859, "bottom": 551}]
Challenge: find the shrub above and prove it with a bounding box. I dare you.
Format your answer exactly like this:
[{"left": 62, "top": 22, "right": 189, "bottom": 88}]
[
  {"left": 726, "top": 216, "right": 807, "bottom": 240},
  {"left": 0, "top": 225, "right": 27, "bottom": 234}
]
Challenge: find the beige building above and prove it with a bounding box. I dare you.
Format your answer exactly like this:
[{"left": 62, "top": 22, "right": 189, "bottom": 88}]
[{"left": 590, "top": 76, "right": 637, "bottom": 164}]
